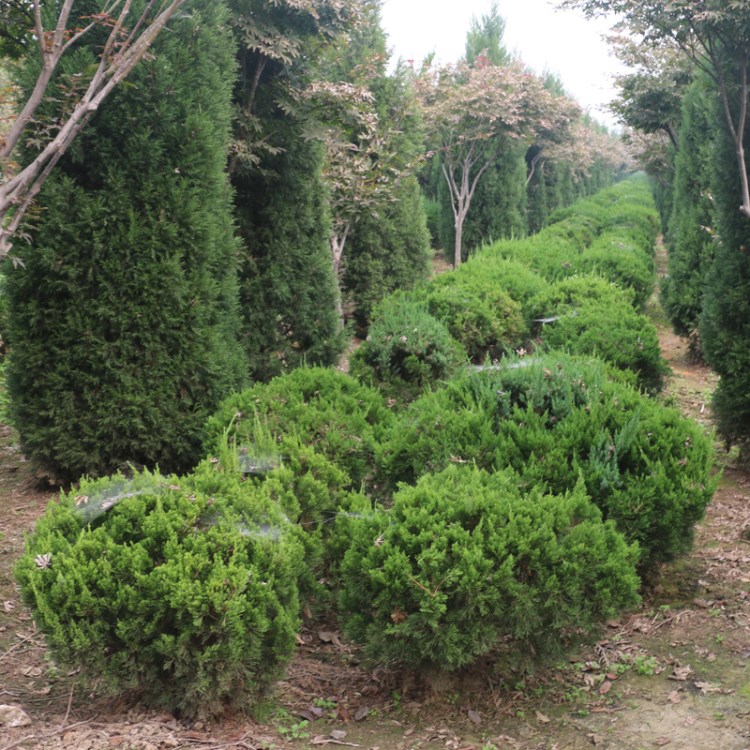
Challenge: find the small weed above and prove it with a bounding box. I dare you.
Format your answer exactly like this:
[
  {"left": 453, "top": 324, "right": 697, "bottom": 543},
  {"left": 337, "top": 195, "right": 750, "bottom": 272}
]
[
  {"left": 632, "top": 655, "right": 659, "bottom": 676},
  {"left": 314, "top": 697, "right": 337, "bottom": 711},
  {"left": 715, "top": 634, "right": 725, "bottom": 646},
  {"left": 564, "top": 686, "right": 587, "bottom": 703},
  {"left": 391, "top": 690, "right": 402, "bottom": 710},
  {"left": 713, "top": 712, "right": 725, "bottom": 721},
  {"left": 278, "top": 720, "right": 310, "bottom": 741}
]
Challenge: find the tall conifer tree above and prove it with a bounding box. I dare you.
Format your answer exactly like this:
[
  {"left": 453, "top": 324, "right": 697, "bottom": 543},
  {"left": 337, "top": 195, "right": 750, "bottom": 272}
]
[
  {"left": 229, "top": 0, "right": 346, "bottom": 378},
  {"left": 6, "top": 0, "right": 245, "bottom": 481},
  {"left": 662, "top": 75, "right": 715, "bottom": 343}
]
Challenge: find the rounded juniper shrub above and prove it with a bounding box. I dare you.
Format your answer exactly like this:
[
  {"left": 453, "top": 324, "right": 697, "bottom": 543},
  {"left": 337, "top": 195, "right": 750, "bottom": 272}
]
[
  {"left": 577, "top": 234, "right": 655, "bottom": 309},
  {"left": 350, "top": 297, "right": 467, "bottom": 402},
  {"left": 339, "top": 465, "right": 640, "bottom": 671},
  {"left": 379, "top": 353, "right": 612, "bottom": 488},
  {"left": 15, "top": 469, "right": 304, "bottom": 720},
  {"left": 460, "top": 255, "right": 550, "bottom": 306},
  {"left": 550, "top": 381, "right": 717, "bottom": 572},
  {"left": 421, "top": 277, "right": 526, "bottom": 362},
  {"left": 525, "top": 275, "right": 636, "bottom": 325},
  {"left": 379, "top": 355, "right": 716, "bottom": 572},
  {"left": 536, "top": 298, "right": 668, "bottom": 393},
  {"left": 203, "top": 366, "right": 393, "bottom": 490},
  {"left": 197, "top": 436, "right": 371, "bottom": 604}
]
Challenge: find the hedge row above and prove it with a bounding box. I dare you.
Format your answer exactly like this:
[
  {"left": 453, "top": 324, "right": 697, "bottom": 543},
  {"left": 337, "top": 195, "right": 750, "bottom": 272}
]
[
  {"left": 352, "top": 175, "right": 666, "bottom": 398},
  {"left": 16, "top": 177, "right": 714, "bottom": 719}
]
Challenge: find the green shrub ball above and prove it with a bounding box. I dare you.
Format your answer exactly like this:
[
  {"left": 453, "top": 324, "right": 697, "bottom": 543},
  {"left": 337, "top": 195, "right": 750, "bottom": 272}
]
[
  {"left": 340, "top": 466, "right": 640, "bottom": 671},
  {"left": 15, "top": 470, "right": 304, "bottom": 720}
]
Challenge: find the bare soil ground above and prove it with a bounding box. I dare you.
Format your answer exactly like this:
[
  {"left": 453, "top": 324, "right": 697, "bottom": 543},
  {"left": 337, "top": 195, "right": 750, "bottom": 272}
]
[{"left": 2, "top": 253, "right": 750, "bottom": 750}]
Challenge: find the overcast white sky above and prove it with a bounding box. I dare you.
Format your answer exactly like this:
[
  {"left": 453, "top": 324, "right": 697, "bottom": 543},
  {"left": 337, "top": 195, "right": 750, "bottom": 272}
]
[{"left": 380, "top": 0, "right": 625, "bottom": 128}]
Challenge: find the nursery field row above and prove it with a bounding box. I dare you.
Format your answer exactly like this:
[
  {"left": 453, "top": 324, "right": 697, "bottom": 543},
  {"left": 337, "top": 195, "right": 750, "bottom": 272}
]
[{"left": 15, "top": 175, "right": 717, "bottom": 722}]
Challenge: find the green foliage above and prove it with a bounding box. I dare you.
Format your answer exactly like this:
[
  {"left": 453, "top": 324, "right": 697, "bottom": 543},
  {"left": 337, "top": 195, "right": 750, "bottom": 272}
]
[
  {"left": 379, "top": 354, "right": 715, "bottom": 571},
  {"left": 5, "top": 1, "right": 245, "bottom": 481},
  {"left": 379, "top": 354, "right": 610, "bottom": 486},
  {"left": 662, "top": 77, "right": 716, "bottom": 340},
  {"left": 577, "top": 233, "right": 655, "bottom": 309},
  {"left": 15, "top": 469, "right": 304, "bottom": 720},
  {"left": 700, "top": 93, "right": 750, "bottom": 447},
  {"left": 234, "top": 128, "right": 345, "bottom": 380},
  {"left": 350, "top": 297, "right": 467, "bottom": 402},
  {"left": 344, "top": 175, "right": 431, "bottom": 331},
  {"left": 468, "top": 255, "right": 551, "bottom": 304},
  {"left": 421, "top": 275, "right": 526, "bottom": 362},
  {"left": 339, "top": 465, "right": 640, "bottom": 671},
  {"left": 525, "top": 275, "right": 636, "bottom": 323},
  {"left": 193, "top": 445, "right": 368, "bottom": 608},
  {"left": 203, "top": 367, "right": 393, "bottom": 490},
  {"left": 537, "top": 298, "right": 668, "bottom": 392}
]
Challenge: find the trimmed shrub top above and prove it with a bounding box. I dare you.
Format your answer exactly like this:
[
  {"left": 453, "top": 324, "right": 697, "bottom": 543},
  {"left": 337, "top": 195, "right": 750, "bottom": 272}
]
[
  {"left": 340, "top": 465, "right": 640, "bottom": 671},
  {"left": 15, "top": 468, "right": 304, "bottom": 720},
  {"left": 203, "top": 366, "right": 393, "bottom": 489},
  {"left": 379, "top": 353, "right": 715, "bottom": 572},
  {"left": 350, "top": 297, "right": 466, "bottom": 403}
]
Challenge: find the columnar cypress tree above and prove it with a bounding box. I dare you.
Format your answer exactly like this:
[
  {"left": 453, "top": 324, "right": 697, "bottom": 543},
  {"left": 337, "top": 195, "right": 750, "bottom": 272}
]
[
  {"left": 228, "top": 0, "right": 346, "bottom": 378},
  {"left": 6, "top": 0, "right": 245, "bottom": 481},
  {"left": 235, "top": 120, "right": 343, "bottom": 379},
  {"left": 344, "top": 174, "right": 430, "bottom": 332},
  {"left": 662, "top": 76, "right": 715, "bottom": 341},
  {"left": 700, "top": 90, "right": 750, "bottom": 447}
]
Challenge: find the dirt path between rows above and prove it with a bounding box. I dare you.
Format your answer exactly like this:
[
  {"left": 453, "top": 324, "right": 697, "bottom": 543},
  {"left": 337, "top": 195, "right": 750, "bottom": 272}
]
[{"left": 2, "top": 258, "right": 750, "bottom": 749}]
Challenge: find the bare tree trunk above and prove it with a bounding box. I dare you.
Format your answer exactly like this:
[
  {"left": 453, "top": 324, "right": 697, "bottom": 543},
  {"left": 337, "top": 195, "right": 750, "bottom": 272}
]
[
  {"left": 454, "top": 212, "right": 464, "bottom": 268},
  {"left": 330, "top": 222, "right": 351, "bottom": 328}
]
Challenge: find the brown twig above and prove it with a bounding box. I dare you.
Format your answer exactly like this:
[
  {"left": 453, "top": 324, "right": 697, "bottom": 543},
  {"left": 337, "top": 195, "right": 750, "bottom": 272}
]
[
  {"left": 60, "top": 680, "right": 75, "bottom": 729},
  {"left": 182, "top": 731, "right": 260, "bottom": 749},
  {"left": 0, "top": 632, "right": 38, "bottom": 663}
]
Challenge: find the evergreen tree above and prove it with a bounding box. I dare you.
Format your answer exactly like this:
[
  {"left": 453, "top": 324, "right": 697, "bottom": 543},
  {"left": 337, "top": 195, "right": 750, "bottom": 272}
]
[
  {"left": 229, "top": 0, "right": 348, "bottom": 378},
  {"left": 233, "top": 115, "right": 343, "bottom": 380},
  {"left": 344, "top": 173, "right": 430, "bottom": 332},
  {"left": 662, "top": 76, "right": 715, "bottom": 343},
  {"left": 5, "top": 0, "right": 244, "bottom": 481},
  {"left": 700, "top": 89, "right": 750, "bottom": 447}
]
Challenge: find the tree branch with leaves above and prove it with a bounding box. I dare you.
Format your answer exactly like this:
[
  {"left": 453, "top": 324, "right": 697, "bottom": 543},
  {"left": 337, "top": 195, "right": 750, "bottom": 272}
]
[
  {"left": 417, "top": 57, "right": 579, "bottom": 267},
  {"left": 0, "top": 0, "right": 188, "bottom": 258},
  {"left": 562, "top": 0, "right": 750, "bottom": 218}
]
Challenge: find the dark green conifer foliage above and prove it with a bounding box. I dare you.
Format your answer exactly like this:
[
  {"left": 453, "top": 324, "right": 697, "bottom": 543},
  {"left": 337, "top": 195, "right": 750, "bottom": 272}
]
[
  {"left": 235, "top": 124, "right": 344, "bottom": 379},
  {"left": 662, "top": 77, "right": 716, "bottom": 340},
  {"left": 229, "top": 1, "right": 345, "bottom": 379},
  {"left": 700, "top": 94, "right": 750, "bottom": 447},
  {"left": 6, "top": 1, "right": 245, "bottom": 481},
  {"left": 344, "top": 174, "right": 431, "bottom": 332}
]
